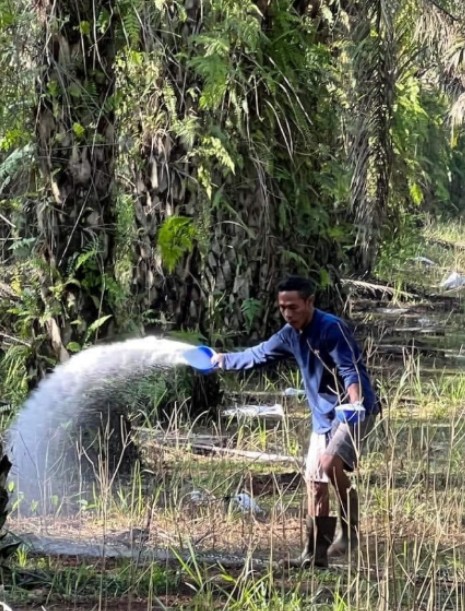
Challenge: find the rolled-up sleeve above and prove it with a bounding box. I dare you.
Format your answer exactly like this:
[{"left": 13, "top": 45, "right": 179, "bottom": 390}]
[
  {"left": 223, "top": 330, "right": 292, "bottom": 370},
  {"left": 325, "top": 322, "right": 363, "bottom": 388}
]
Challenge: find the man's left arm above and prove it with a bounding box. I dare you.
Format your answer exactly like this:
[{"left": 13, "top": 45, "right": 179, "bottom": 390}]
[
  {"left": 346, "top": 382, "right": 362, "bottom": 404},
  {"left": 326, "top": 322, "right": 365, "bottom": 404}
]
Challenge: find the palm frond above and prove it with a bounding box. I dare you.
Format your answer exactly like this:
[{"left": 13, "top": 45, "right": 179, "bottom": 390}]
[
  {"left": 341, "top": 277, "right": 415, "bottom": 299},
  {"left": 416, "top": 0, "right": 465, "bottom": 126}
]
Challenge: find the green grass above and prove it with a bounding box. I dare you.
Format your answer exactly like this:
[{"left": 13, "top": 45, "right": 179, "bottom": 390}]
[
  {"left": 2, "top": 556, "right": 177, "bottom": 609},
  {"left": 375, "top": 216, "right": 465, "bottom": 293},
  {"left": 4, "top": 359, "right": 465, "bottom": 610}
]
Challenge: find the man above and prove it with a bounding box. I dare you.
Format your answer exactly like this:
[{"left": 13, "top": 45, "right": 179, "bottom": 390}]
[{"left": 211, "top": 275, "right": 378, "bottom": 568}]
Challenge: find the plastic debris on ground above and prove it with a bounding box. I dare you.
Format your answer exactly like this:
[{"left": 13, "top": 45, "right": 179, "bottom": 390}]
[
  {"left": 376, "top": 307, "right": 410, "bottom": 315},
  {"left": 221, "top": 404, "right": 285, "bottom": 418},
  {"left": 283, "top": 387, "right": 306, "bottom": 397},
  {"left": 440, "top": 271, "right": 465, "bottom": 290},
  {"left": 227, "top": 492, "right": 265, "bottom": 516},
  {"left": 410, "top": 256, "right": 437, "bottom": 267},
  {"left": 185, "top": 489, "right": 214, "bottom": 505}
]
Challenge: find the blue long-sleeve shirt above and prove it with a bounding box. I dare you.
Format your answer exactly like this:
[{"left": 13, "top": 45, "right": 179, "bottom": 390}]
[{"left": 223, "top": 309, "right": 378, "bottom": 433}]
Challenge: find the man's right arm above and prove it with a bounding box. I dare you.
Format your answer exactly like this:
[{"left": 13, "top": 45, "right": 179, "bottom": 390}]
[{"left": 213, "top": 330, "right": 291, "bottom": 371}]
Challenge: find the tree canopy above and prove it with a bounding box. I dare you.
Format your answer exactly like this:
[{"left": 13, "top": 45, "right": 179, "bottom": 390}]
[{"left": 0, "top": 0, "right": 464, "bottom": 403}]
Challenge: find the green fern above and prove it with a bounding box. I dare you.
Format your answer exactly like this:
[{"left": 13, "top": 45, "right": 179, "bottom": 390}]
[
  {"left": 241, "top": 298, "right": 263, "bottom": 334},
  {"left": 157, "top": 216, "right": 198, "bottom": 273},
  {"left": 0, "top": 145, "right": 33, "bottom": 189},
  {"left": 117, "top": 0, "right": 142, "bottom": 47}
]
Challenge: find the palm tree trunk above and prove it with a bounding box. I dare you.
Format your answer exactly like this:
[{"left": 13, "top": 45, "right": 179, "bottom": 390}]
[
  {"left": 34, "top": 0, "right": 120, "bottom": 356},
  {"left": 348, "top": 0, "right": 396, "bottom": 274},
  {"left": 0, "top": 443, "right": 10, "bottom": 532},
  {"left": 122, "top": 0, "right": 345, "bottom": 340}
]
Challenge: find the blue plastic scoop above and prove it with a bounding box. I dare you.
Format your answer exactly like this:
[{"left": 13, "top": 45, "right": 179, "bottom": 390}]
[
  {"left": 183, "top": 345, "right": 217, "bottom": 374},
  {"left": 335, "top": 403, "right": 366, "bottom": 424}
]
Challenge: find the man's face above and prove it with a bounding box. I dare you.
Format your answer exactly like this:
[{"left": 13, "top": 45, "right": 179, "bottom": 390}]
[{"left": 278, "top": 291, "right": 314, "bottom": 331}]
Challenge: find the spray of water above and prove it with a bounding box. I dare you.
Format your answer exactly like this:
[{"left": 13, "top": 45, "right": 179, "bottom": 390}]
[{"left": 6, "top": 336, "right": 195, "bottom": 511}]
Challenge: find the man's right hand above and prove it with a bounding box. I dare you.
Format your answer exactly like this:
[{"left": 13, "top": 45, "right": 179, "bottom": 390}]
[{"left": 211, "top": 353, "right": 225, "bottom": 369}]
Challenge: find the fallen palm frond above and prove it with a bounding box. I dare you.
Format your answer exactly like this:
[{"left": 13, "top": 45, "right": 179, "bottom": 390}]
[
  {"left": 341, "top": 278, "right": 416, "bottom": 299},
  {"left": 148, "top": 438, "right": 302, "bottom": 466},
  {"left": 11, "top": 532, "right": 277, "bottom": 570},
  {"left": 423, "top": 236, "right": 465, "bottom": 251}
]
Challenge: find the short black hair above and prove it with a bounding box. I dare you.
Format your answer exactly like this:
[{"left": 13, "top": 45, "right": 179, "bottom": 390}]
[{"left": 277, "top": 276, "right": 316, "bottom": 299}]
